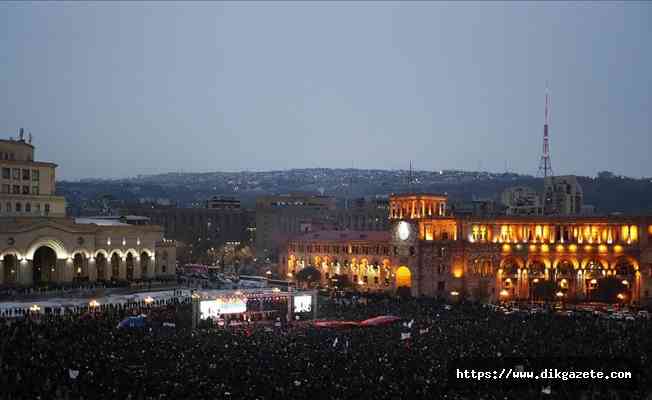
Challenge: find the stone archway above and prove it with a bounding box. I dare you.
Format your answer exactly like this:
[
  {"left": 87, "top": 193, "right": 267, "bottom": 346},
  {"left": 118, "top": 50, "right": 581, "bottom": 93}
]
[
  {"left": 396, "top": 266, "right": 412, "bottom": 288},
  {"left": 582, "top": 259, "right": 608, "bottom": 301},
  {"left": 140, "top": 252, "right": 151, "bottom": 278},
  {"left": 2, "top": 254, "right": 18, "bottom": 285},
  {"left": 96, "top": 253, "right": 107, "bottom": 281},
  {"left": 73, "top": 253, "right": 87, "bottom": 281},
  {"left": 33, "top": 246, "right": 57, "bottom": 285},
  {"left": 613, "top": 257, "right": 638, "bottom": 302},
  {"left": 125, "top": 253, "right": 135, "bottom": 281},
  {"left": 111, "top": 253, "right": 121, "bottom": 280}
]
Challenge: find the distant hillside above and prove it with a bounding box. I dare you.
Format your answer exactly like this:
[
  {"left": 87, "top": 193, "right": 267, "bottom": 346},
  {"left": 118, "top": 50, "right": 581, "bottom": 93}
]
[{"left": 58, "top": 168, "right": 652, "bottom": 215}]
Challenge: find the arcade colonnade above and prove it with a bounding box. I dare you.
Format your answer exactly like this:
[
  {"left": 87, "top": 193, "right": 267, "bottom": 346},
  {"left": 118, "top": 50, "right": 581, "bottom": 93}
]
[
  {"left": 0, "top": 237, "right": 175, "bottom": 286},
  {"left": 493, "top": 254, "right": 642, "bottom": 301},
  {"left": 287, "top": 254, "right": 412, "bottom": 290}
]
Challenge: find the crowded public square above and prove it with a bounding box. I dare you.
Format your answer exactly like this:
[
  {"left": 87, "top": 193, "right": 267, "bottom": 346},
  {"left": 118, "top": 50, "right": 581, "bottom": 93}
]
[{"left": 0, "top": 290, "right": 650, "bottom": 400}]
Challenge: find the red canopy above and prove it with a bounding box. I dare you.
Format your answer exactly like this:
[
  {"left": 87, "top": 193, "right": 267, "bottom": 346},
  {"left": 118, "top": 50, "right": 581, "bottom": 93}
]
[
  {"left": 359, "top": 315, "right": 401, "bottom": 327},
  {"left": 313, "top": 320, "right": 360, "bottom": 329}
]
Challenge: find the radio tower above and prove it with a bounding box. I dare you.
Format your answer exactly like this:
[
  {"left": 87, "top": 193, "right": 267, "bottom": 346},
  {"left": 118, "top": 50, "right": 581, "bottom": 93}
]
[{"left": 537, "top": 86, "right": 553, "bottom": 178}]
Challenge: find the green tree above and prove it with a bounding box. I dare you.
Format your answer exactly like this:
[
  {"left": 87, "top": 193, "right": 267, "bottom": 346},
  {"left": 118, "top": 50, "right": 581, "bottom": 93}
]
[{"left": 295, "top": 266, "right": 321, "bottom": 288}]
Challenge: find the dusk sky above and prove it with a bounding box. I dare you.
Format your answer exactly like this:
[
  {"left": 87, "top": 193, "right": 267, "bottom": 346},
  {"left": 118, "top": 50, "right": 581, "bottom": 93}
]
[{"left": 2, "top": 1, "right": 650, "bottom": 180}]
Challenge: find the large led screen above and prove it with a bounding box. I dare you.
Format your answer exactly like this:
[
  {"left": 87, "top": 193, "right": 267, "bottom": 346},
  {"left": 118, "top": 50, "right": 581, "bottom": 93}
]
[
  {"left": 200, "top": 298, "right": 247, "bottom": 319},
  {"left": 294, "top": 295, "right": 312, "bottom": 313}
]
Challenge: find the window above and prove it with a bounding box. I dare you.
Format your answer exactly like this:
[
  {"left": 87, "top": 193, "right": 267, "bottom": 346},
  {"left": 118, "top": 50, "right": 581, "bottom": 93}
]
[
  {"left": 438, "top": 281, "right": 446, "bottom": 291},
  {"left": 32, "top": 186, "right": 39, "bottom": 195},
  {"left": 35, "top": 203, "right": 40, "bottom": 213},
  {"left": 2, "top": 168, "right": 9, "bottom": 179},
  {"left": 15, "top": 203, "right": 21, "bottom": 212},
  {"left": 32, "top": 170, "right": 39, "bottom": 181},
  {"left": 22, "top": 186, "right": 29, "bottom": 195},
  {"left": 12, "top": 169, "right": 20, "bottom": 180},
  {"left": 22, "top": 169, "right": 30, "bottom": 180},
  {"left": 25, "top": 203, "right": 31, "bottom": 212},
  {"left": 5, "top": 202, "right": 11, "bottom": 212},
  {"left": 1, "top": 184, "right": 8, "bottom": 194},
  {"left": 12, "top": 185, "right": 19, "bottom": 194},
  {"left": 44, "top": 203, "right": 50, "bottom": 215}
]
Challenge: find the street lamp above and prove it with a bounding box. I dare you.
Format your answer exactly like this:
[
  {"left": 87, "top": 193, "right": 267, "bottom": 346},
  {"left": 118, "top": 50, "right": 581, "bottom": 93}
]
[
  {"left": 89, "top": 299, "right": 100, "bottom": 309},
  {"left": 144, "top": 296, "right": 154, "bottom": 305}
]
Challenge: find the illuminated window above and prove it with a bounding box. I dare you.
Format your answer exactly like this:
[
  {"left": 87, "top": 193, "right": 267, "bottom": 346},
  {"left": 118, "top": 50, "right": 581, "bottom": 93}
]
[{"left": 629, "top": 225, "right": 638, "bottom": 242}]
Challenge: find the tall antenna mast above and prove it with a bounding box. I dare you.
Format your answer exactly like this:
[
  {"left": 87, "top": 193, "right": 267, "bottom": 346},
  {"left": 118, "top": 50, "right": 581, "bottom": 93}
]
[{"left": 537, "top": 84, "right": 553, "bottom": 178}]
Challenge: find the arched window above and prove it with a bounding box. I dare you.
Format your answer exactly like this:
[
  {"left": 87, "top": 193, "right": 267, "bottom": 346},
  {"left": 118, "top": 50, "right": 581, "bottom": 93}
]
[
  {"left": 15, "top": 203, "right": 21, "bottom": 212},
  {"left": 25, "top": 203, "right": 31, "bottom": 213}
]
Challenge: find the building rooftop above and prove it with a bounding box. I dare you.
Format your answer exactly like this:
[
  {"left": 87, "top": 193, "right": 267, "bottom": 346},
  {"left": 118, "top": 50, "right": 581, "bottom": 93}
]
[
  {"left": 291, "top": 230, "right": 391, "bottom": 242},
  {"left": 74, "top": 218, "right": 130, "bottom": 226}
]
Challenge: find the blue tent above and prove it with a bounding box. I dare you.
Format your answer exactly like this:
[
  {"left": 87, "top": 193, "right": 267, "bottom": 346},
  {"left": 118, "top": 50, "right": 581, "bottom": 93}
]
[{"left": 117, "top": 315, "right": 146, "bottom": 329}]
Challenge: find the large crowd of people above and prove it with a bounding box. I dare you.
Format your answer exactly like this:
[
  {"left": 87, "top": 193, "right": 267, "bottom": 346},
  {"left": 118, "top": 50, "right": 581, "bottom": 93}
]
[{"left": 0, "top": 293, "right": 650, "bottom": 400}]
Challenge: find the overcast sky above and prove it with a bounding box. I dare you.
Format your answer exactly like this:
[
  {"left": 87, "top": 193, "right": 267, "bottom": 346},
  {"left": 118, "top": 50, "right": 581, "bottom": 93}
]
[{"left": 1, "top": 1, "right": 650, "bottom": 180}]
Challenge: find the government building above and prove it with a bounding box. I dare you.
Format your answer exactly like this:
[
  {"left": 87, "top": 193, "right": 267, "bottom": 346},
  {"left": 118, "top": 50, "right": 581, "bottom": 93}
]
[
  {"left": 0, "top": 131, "right": 176, "bottom": 286},
  {"left": 283, "top": 193, "right": 652, "bottom": 304}
]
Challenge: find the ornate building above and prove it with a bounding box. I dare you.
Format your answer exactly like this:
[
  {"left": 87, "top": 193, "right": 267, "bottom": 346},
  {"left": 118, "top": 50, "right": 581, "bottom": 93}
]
[
  {"left": 284, "top": 193, "right": 652, "bottom": 304},
  {"left": 0, "top": 131, "right": 176, "bottom": 286}
]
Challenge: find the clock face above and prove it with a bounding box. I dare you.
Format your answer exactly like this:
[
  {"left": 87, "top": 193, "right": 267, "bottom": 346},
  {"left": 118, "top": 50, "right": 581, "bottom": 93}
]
[{"left": 398, "top": 221, "right": 410, "bottom": 241}]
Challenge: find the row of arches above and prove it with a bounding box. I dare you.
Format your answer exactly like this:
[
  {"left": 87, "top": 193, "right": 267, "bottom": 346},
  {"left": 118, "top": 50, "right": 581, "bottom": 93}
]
[
  {"left": 1, "top": 246, "right": 161, "bottom": 285},
  {"left": 497, "top": 256, "right": 640, "bottom": 302}
]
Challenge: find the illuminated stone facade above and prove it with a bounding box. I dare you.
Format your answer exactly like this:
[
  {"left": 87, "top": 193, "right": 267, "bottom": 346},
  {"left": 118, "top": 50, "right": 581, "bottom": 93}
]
[
  {"left": 284, "top": 193, "right": 652, "bottom": 304},
  {"left": 0, "top": 219, "right": 176, "bottom": 286},
  {"left": 0, "top": 132, "right": 177, "bottom": 287}
]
